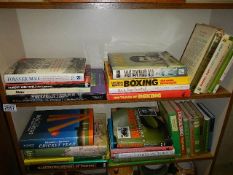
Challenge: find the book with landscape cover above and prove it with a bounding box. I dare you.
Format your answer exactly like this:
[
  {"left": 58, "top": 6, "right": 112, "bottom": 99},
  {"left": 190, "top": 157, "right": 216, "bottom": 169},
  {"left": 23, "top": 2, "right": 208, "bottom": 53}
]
[
  {"left": 108, "top": 51, "right": 187, "bottom": 79},
  {"left": 23, "top": 113, "right": 108, "bottom": 158},
  {"left": 4, "top": 57, "right": 86, "bottom": 83},
  {"left": 194, "top": 34, "right": 233, "bottom": 94},
  {"left": 180, "top": 23, "right": 224, "bottom": 90},
  {"left": 158, "top": 101, "right": 181, "bottom": 156},
  {"left": 111, "top": 106, "right": 171, "bottom": 148},
  {"left": 20, "top": 108, "right": 94, "bottom": 149}
]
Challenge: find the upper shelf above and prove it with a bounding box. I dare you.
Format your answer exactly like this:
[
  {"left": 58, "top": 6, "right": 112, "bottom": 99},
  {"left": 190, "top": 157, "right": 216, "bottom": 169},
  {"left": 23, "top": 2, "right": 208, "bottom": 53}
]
[{"left": 1, "top": 2, "right": 233, "bottom": 9}]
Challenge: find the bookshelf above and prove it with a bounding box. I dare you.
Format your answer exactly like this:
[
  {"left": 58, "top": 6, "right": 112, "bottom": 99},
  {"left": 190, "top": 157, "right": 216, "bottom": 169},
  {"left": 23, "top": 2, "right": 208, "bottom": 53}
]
[{"left": 0, "top": 2, "right": 233, "bottom": 175}]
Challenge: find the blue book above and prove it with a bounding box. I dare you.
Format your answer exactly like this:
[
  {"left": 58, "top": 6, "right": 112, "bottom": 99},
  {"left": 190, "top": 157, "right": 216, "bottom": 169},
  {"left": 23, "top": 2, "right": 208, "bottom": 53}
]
[
  {"left": 20, "top": 109, "right": 94, "bottom": 149},
  {"left": 107, "top": 118, "right": 116, "bottom": 149}
]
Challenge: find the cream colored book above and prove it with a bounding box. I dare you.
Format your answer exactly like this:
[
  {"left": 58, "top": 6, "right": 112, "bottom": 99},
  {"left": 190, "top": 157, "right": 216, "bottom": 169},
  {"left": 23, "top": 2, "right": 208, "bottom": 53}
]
[
  {"left": 180, "top": 24, "right": 223, "bottom": 90},
  {"left": 194, "top": 34, "right": 233, "bottom": 94}
]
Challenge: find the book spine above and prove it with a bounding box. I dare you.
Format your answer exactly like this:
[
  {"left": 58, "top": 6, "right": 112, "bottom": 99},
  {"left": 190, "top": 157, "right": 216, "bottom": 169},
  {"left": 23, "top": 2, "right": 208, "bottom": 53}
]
[
  {"left": 107, "top": 118, "right": 116, "bottom": 149},
  {"left": 112, "top": 67, "right": 187, "bottom": 79},
  {"left": 194, "top": 34, "right": 233, "bottom": 94},
  {"left": 26, "top": 162, "right": 106, "bottom": 171},
  {"left": 169, "top": 101, "right": 186, "bottom": 155},
  {"left": 107, "top": 89, "right": 191, "bottom": 101},
  {"left": 107, "top": 76, "right": 190, "bottom": 88},
  {"left": 208, "top": 44, "right": 233, "bottom": 93},
  {"left": 108, "top": 84, "right": 190, "bottom": 94},
  {"left": 4, "top": 73, "right": 85, "bottom": 83},
  {"left": 182, "top": 114, "right": 191, "bottom": 156},
  {"left": 111, "top": 145, "right": 174, "bottom": 154},
  {"left": 112, "top": 149, "right": 175, "bottom": 159},
  {"left": 24, "top": 157, "right": 74, "bottom": 165},
  {"left": 6, "top": 86, "right": 91, "bottom": 95},
  {"left": 158, "top": 101, "right": 181, "bottom": 156}
]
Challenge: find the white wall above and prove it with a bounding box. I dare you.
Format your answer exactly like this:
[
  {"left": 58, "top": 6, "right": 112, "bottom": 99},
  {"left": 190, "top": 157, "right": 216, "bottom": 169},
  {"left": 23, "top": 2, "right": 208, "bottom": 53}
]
[{"left": 17, "top": 9, "right": 211, "bottom": 68}]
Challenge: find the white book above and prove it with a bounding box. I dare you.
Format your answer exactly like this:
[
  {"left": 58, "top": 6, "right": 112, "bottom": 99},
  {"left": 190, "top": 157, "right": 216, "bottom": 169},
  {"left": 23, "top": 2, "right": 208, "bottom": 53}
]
[
  {"left": 4, "top": 58, "right": 86, "bottom": 83},
  {"left": 6, "top": 87, "right": 91, "bottom": 95},
  {"left": 194, "top": 34, "right": 233, "bottom": 94},
  {"left": 108, "top": 84, "right": 190, "bottom": 94}
]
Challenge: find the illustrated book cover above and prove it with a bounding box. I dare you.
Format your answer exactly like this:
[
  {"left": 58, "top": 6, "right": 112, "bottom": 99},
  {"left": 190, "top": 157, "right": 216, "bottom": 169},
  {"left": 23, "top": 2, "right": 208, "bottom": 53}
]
[
  {"left": 4, "top": 57, "right": 86, "bottom": 83},
  {"left": 20, "top": 108, "right": 94, "bottom": 149}
]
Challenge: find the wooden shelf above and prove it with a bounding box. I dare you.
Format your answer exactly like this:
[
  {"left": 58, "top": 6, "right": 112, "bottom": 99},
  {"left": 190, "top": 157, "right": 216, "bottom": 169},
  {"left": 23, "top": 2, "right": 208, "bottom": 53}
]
[
  {"left": 1, "top": 2, "right": 233, "bottom": 9},
  {"left": 108, "top": 152, "right": 214, "bottom": 167},
  {"left": 11, "top": 87, "right": 231, "bottom": 108}
]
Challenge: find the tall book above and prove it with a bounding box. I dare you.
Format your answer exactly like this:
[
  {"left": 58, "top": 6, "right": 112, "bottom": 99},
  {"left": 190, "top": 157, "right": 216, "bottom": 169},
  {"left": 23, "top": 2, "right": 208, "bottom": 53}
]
[
  {"left": 169, "top": 101, "right": 186, "bottom": 155},
  {"left": 23, "top": 113, "right": 108, "bottom": 158},
  {"left": 158, "top": 101, "right": 181, "bottom": 156},
  {"left": 20, "top": 108, "right": 94, "bottom": 149},
  {"left": 194, "top": 34, "right": 233, "bottom": 94},
  {"left": 4, "top": 57, "right": 86, "bottom": 83},
  {"left": 108, "top": 51, "right": 187, "bottom": 79},
  {"left": 180, "top": 23, "right": 224, "bottom": 89}
]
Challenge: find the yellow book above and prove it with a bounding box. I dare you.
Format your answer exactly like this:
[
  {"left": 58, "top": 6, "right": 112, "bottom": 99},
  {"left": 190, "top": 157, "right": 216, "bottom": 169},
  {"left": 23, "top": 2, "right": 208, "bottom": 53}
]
[
  {"left": 104, "top": 61, "right": 190, "bottom": 89},
  {"left": 24, "top": 156, "right": 74, "bottom": 165}
]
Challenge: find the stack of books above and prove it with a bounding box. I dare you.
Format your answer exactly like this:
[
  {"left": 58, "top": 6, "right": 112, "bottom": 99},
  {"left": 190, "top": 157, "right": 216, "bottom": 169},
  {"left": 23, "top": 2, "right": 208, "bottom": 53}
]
[
  {"left": 4, "top": 58, "right": 106, "bottom": 102},
  {"left": 105, "top": 51, "right": 191, "bottom": 100},
  {"left": 158, "top": 100, "right": 215, "bottom": 157},
  {"left": 108, "top": 104, "right": 176, "bottom": 164},
  {"left": 20, "top": 108, "right": 108, "bottom": 172},
  {"left": 181, "top": 23, "right": 233, "bottom": 94}
]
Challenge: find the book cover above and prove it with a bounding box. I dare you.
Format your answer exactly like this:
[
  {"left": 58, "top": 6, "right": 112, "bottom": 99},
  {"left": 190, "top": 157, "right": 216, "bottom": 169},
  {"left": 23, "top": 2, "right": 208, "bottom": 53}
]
[
  {"left": 104, "top": 61, "right": 190, "bottom": 88},
  {"left": 23, "top": 113, "right": 107, "bottom": 158},
  {"left": 106, "top": 89, "right": 191, "bottom": 101},
  {"left": 158, "top": 101, "right": 181, "bottom": 156},
  {"left": 208, "top": 41, "right": 233, "bottom": 93},
  {"left": 169, "top": 101, "right": 186, "bottom": 155},
  {"left": 108, "top": 51, "right": 187, "bottom": 79},
  {"left": 4, "top": 57, "right": 86, "bottom": 83},
  {"left": 20, "top": 108, "right": 94, "bottom": 149},
  {"left": 5, "top": 64, "right": 91, "bottom": 90},
  {"left": 194, "top": 34, "right": 233, "bottom": 94},
  {"left": 181, "top": 23, "right": 223, "bottom": 87}
]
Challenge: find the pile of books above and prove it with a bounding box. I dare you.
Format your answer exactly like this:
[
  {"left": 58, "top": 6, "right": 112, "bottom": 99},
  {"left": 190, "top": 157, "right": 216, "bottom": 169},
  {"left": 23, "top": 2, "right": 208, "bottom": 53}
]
[
  {"left": 20, "top": 108, "right": 108, "bottom": 172},
  {"left": 105, "top": 51, "right": 191, "bottom": 100},
  {"left": 107, "top": 105, "right": 176, "bottom": 164},
  {"left": 181, "top": 23, "right": 233, "bottom": 94},
  {"left": 4, "top": 58, "right": 106, "bottom": 103},
  {"left": 158, "top": 100, "right": 215, "bottom": 157}
]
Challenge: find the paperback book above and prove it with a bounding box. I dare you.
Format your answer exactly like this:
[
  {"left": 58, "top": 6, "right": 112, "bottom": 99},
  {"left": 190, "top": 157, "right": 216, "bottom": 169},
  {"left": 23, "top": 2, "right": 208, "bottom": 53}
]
[{"left": 20, "top": 108, "right": 94, "bottom": 149}]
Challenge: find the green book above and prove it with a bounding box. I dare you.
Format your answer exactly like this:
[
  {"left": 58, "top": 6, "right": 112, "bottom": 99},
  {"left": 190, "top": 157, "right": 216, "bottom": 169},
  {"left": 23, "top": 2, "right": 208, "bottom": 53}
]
[
  {"left": 158, "top": 101, "right": 181, "bottom": 157},
  {"left": 23, "top": 113, "right": 108, "bottom": 158},
  {"left": 183, "top": 101, "right": 201, "bottom": 154},
  {"left": 208, "top": 37, "right": 233, "bottom": 93}
]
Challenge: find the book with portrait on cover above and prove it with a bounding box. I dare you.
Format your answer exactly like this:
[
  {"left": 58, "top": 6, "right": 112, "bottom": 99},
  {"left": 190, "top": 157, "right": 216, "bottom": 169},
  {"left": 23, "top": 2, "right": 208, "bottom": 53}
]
[{"left": 108, "top": 51, "right": 187, "bottom": 79}]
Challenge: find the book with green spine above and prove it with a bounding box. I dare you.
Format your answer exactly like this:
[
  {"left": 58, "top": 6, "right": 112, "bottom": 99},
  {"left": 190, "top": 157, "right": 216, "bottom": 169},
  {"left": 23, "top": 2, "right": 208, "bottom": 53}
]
[
  {"left": 158, "top": 101, "right": 181, "bottom": 156},
  {"left": 208, "top": 37, "right": 233, "bottom": 93}
]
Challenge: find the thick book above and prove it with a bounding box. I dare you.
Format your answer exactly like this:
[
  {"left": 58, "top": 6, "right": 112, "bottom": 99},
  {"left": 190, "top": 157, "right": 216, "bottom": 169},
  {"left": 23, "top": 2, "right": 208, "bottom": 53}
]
[
  {"left": 4, "top": 57, "right": 86, "bottom": 83},
  {"left": 108, "top": 51, "right": 187, "bottom": 79},
  {"left": 23, "top": 113, "right": 107, "bottom": 158},
  {"left": 180, "top": 23, "right": 224, "bottom": 89},
  {"left": 104, "top": 61, "right": 190, "bottom": 88},
  {"left": 106, "top": 89, "right": 191, "bottom": 101},
  {"left": 7, "top": 69, "right": 107, "bottom": 102},
  {"left": 208, "top": 42, "right": 233, "bottom": 93},
  {"left": 5, "top": 64, "right": 91, "bottom": 90},
  {"left": 111, "top": 107, "right": 170, "bottom": 148},
  {"left": 169, "top": 101, "right": 186, "bottom": 155},
  {"left": 194, "top": 34, "right": 233, "bottom": 94},
  {"left": 20, "top": 108, "right": 94, "bottom": 149},
  {"left": 158, "top": 101, "right": 181, "bottom": 156}
]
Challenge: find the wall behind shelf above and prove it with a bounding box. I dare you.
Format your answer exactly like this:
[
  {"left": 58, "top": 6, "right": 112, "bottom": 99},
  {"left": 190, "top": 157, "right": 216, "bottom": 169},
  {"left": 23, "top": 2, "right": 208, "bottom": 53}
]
[{"left": 17, "top": 9, "right": 211, "bottom": 65}]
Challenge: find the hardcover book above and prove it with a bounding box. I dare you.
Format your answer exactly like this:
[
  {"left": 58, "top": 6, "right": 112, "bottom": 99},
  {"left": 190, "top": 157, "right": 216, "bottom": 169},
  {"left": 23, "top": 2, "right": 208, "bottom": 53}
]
[
  {"left": 23, "top": 113, "right": 108, "bottom": 158},
  {"left": 108, "top": 51, "right": 187, "bottom": 79},
  {"left": 4, "top": 57, "right": 86, "bottom": 83},
  {"left": 20, "top": 108, "right": 94, "bottom": 149},
  {"left": 180, "top": 23, "right": 224, "bottom": 89}
]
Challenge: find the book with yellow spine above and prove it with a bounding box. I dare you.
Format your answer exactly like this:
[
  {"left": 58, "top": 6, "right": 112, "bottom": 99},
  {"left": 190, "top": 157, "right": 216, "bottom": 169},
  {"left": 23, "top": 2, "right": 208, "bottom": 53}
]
[{"left": 104, "top": 61, "right": 190, "bottom": 89}]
